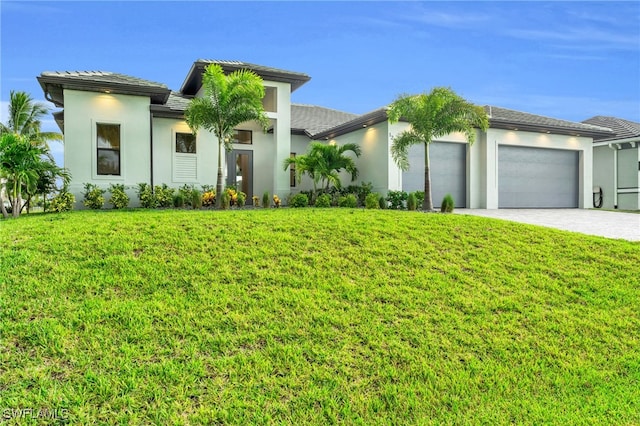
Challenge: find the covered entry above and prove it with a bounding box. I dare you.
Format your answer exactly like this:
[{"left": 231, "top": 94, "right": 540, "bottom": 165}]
[
  {"left": 498, "top": 146, "right": 579, "bottom": 208},
  {"left": 403, "top": 141, "right": 467, "bottom": 207}
]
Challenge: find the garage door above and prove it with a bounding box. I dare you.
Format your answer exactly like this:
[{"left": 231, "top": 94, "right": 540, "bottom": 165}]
[
  {"left": 403, "top": 142, "right": 466, "bottom": 207},
  {"left": 499, "top": 146, "right": 579, "bottom": 208}
]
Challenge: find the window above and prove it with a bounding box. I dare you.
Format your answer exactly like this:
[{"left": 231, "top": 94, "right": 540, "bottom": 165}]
[
  {"left": 176, "top": 132, "right": 196, "bottom": 153},
  {"left": 233, "top": 129, "right": 252, "bottom": 145},
  {"left": 97, "top": 123, "right": 120, "bottom": 175},
  {"left": 290, "top": 153, "right": 296, "bottom": 187}
]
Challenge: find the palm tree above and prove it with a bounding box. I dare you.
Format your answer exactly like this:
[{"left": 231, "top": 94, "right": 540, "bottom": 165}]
[
  {"left": 0, "top": 90, "right": 62, "bottom": 145},
  {"left": 283, "top": 142, "right": 361, "bottom": 194},
  {"left": 0, "top": 133, "right": 46, "bottom": 218},
  {"left": 185, "top": 64, "right": 269, "bottom": 209},
  {"left": 1, "top": 91, "right": 65, "bottom": 217},
  {"left": 387, "top": 87, "right": 489, "bottom": 211}
]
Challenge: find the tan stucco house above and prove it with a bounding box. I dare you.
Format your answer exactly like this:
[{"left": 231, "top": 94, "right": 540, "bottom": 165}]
[{"left": 37, "top": 59, "right": 613, "bottom": 209}]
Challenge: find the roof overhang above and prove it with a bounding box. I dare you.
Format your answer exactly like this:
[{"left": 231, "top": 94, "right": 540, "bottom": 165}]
[
  {"left": 180, "top": 60, "right": 311, "bottom": 96},
  {"left": 37, "top": 74, "right": 171, "bottom": 108},
  {"left": 312, "top": 108, "right": 389, "bottom": 140},
  {"left": 52, "top": 110, "right": 64, "bottom": 133},
  {"left": 488, "top": 118, "right": 614, "bottom": 139}
]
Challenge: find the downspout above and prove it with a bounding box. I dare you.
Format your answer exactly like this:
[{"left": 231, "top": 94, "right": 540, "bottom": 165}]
[{"left": 150, "top": 111, "right": 154, "bottom": 189}]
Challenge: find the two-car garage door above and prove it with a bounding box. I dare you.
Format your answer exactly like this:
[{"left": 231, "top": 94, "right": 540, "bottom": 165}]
[
  {"left": 498, "top": 146, "right": 579, "bottom": 208},
  {"left": 403, "top": 143, "right": 580, "bottom": 209}
]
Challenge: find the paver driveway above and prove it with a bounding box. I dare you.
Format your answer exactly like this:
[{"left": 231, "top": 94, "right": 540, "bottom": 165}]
[{"left": 456, "top": 209, "right": 640, "bottom": 242}]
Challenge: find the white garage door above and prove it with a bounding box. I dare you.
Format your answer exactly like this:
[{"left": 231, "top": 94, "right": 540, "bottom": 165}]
[
  {"left": 499, "top": 146, "right": 579, "bottom": 208},
  {"left": 403, "top": 142, "right": 466, "bottom": 208}
]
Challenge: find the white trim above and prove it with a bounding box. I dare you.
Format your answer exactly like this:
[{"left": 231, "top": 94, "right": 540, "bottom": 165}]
[
  {"left": 594, "top": 136, "right": 640, "bottom": 147},
  {"left": 92, "top": 119, "right": 125, "bottom": 181}
]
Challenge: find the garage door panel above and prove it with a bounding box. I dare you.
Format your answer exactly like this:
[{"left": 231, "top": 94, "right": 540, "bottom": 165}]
[
  {"left": 403, "top": 142, "right": 466, "bottom": 208},
  {"left": 499, "top": 146, "right": 578, "bottom": 208}
]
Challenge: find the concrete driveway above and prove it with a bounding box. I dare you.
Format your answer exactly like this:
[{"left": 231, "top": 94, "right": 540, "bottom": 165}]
[{"left": 456, "top": 209, "right": 640, "bottom": 242}]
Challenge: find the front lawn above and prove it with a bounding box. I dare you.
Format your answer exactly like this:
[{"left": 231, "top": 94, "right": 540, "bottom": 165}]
[{"left": 1, "top": 209, "right": 638, "bottom": 424}]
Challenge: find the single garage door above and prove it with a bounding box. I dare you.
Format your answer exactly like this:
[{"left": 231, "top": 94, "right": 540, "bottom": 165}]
[
  {"left": 403, "top": 142, "right": 466, "bottom": 207},
  {"left": 499, "top": 146, "right": 579, "bottom": 208}
]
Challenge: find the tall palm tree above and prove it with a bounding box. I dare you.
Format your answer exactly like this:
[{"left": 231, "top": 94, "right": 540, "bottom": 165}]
[
  {"left": 387, "top": 87, "right": 489, "bottom": 211},
  {"left": 283, "top": 142, "right": 361, "bottom": 193},
  {"left": 185, "top": 64, "right": 269, "bottom": 209}
]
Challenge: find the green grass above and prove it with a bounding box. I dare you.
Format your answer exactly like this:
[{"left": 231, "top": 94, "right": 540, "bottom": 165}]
[{"left": 1, "top": 209, "right": 639, "bottom": 425}]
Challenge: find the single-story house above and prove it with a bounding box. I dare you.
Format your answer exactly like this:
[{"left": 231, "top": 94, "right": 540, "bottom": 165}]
[
  {"left": 37, "top": 59, "right": 614, "bottom": 209},
  {"left": 585, "top": 116, "right": 640, "bottom": 210}
]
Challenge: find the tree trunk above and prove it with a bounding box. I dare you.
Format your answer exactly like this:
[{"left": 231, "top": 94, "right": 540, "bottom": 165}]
[
  {"left": 423, "top": 142, "right": 433, "bottom": 211},
  {"left": 0, "top": 187, "right": 8, "bottom": 219},
  {"left": 215, "top": 140, "right": 224, "bottom": 209},
  {"left": 12, "top": 180, "right": 20, "bottom": 218}
]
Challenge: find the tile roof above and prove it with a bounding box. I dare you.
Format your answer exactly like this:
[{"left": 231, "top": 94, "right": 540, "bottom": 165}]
[
  {"left": 197, "top": 60, "right": 311, "bottom": 81},
  {"left": 149, "top": 92, "right": 192, "bottom": 118},
  {"left": 291, "top": 104, "right": 358, "bottom": 136},
  {"left": 582, "top": 116, "right": 640, "bottom": 141},
  {"left": 484, "top": 105, "right": 613, "bottom": 136},
  {"left": 38, "top": 71, "right": 171, "bottom": 106},
  {"left": 39, "top": 71, "right": 168, "bottom": 89},
  {"left": 181, "top": 60, "right": 311, "bottom": 95}
]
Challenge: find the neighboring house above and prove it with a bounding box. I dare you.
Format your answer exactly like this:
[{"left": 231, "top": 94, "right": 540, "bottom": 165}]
[
  {"left": 37, "top": 59, "right": 612, "bottom": 209},
  {"left": 584, "top": 116, "right": 640, "bottom": 210}
]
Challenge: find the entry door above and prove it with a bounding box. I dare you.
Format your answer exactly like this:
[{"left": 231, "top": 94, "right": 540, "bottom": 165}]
[{"left": 227, "top": 150, "right": 253, "bottom": 204}]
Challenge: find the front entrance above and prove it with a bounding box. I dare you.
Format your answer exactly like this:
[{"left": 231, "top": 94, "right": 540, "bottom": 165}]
[{"left": 227, "top": 150, "right": 253, "bottom": 205}]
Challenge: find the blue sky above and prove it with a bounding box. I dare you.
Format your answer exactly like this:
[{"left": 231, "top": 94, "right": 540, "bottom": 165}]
[{"left": 1, "top": 1, "right": 639, "bottom": 164}]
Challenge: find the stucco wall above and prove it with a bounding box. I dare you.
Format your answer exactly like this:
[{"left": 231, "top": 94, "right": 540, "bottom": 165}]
[
  {"left": 593, "top": 146, "right": 616, "bottom": 209},
  {"left": 331, "top": 121, "right": 394, "bottom": 196},
  {"left": 64, "top": 89, "right": 151, "bottom": 208}
]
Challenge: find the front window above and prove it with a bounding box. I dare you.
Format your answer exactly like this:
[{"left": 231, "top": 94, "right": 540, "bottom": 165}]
[
  {"left": 233, "top": 129, "right": 252, "bottom": 145},
  {"left": 97, "top": 123, "right": 120, "bottom": 175},
  {"left": 176, "top": 132, "right": 196, "bottom": 153}
]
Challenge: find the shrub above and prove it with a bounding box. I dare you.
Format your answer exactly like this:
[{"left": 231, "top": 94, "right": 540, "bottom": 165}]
[
  {"left": 202, "top": 191, "right": 216, "bottom": 207},
  {"left": 191, "top": 189, "right": 202, "bottom": 209},
  {"left": 252, "top": 195, "right": 260, "bottom": 207},
  {"left": 178, "top": 184, "right": 194, "bottom": 203},
  {"left": 263, "top": 191, "right": 270, "bottom": 208},
  {"left": 273, "top": 195, "right": 281, "bottom": 208},
  {"left": 83, "top": 183, "right": 105, "bottom": 210},
  {"left": 365, "top": 192, "right": 380, "bottom": 209},
  {"left": 407, "top": 192, "right": 417, "bottom": 211},
  {"left": 299, "top": 190, "right": 315, "bottom": 205},
  {"left": 154, "top": 184, "right": 174, "bottom": 208},
  {"left": 386, "top": 190, "right": 408, "bottom": 210},
  {"left": 49, "top": 190, "right": 75, "bottom": 213},
  {"left": 314, "top": 194, "right": 331, "bottom": 208},
  {"left": 173, "top": 193, "right": 185, "bottom": 208},
  {"left": 379, "top": 195, "right": 387, "bottom": 209},
  {"left": 236, "top": 191, "right": 246, "bottom": 208},
  {"left": 108, "top": 184, "right": 129, "bottom": 209},
  {"left": 221, "top": 191, "right": 231, "bottom": 210},
  {"left": 137, "top": 183, "right": 157, "bottom": 208},
  {"left": 338, "top": 194, "right": 357, "bottom": 208},
  {"left": 290, "top": 193, "right": 309, "bottom": 208},
  {"left": 413, "top": 191, "right": 425, "bottom": 208},
  {"left": 441, "top": 194, "right": 455, "bottom": 213}
]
